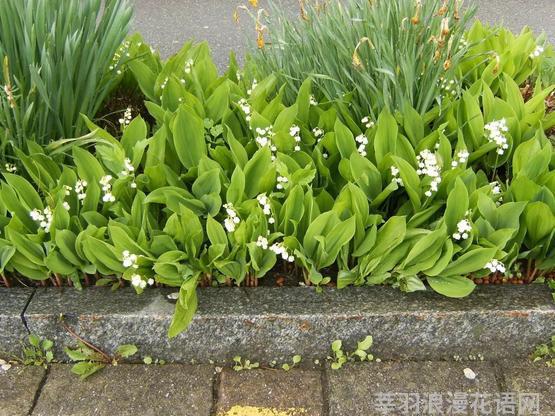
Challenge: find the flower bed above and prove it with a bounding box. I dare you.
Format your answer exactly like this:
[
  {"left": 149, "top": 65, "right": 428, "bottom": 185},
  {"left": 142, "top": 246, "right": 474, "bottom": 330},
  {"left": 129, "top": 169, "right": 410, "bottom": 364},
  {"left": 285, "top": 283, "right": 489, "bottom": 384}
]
[{"left": 0, "top": 0, "right": 554, "bottom": 337}]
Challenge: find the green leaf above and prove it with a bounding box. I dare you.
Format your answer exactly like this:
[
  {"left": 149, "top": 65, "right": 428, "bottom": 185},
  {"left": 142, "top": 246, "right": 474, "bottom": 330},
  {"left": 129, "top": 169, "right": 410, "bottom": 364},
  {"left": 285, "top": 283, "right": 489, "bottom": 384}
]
[
  {"left": 168, "top": 277, "right": 199, "bottom": 338},
  {"left": 460, "top": 91, "right": 484, "bottom": 149},
  {"left": 226, "top": 166, "right": 245, "bottom": 205},
  {"left": 70, "top": 361, "right": 106, "bottom": 380},
  {"left": 427, "top": 275, "right": 476, "bottom": 298},
  {"left": 334, "top": 118, "right": 356, "bottom": 159},
  {"left": 206, "top": 216, "right": 227, "bottom": 246},
  {"left": 368, "top": 216, "right": 406, "bottom": 258},
  {"left": 445, "top": 178, "right": 469, "bottom": 234},
  {"left": 172, "top": 105, "right": 207, "bottom": 169},
  {"left": 29, "top": 334, "right": 41, "bottom": 348},
  {"left": 128, "top": 60, "right": 157, "bottom": 101},
  {"left": 524, "top": 202, "right": 555, "bottom": 243},
  {"left": 72, "top": 147, "right": 105, "bottom": 184},
  {"left": 244, "top": 148, "right": 274, "bottom": 198},
  {"left": 400, "top": 275, "right": 426, "bottom": 292},
  {"left": 374, "top": 108, "right": 398, "bottom": 165},
  {"left": 116, "top": 344, "right": 138, "bottom": 359},
  {"left": 2, "top": 174, "right": 43, "bottom": 210},
  {"left": 401, "top": 226, "right": 447, "bottom": 269},
  {"left": 65, "top": 347, "right": 90, "bottom": 362},
  {"left": 205, "top": 81, "right": 230, "bottom": 121},
  {"left": 441, "top": 248, "right": 497, "bottom": 276},
  {"left": 357, "top": 336, "right": 373, "bottom": 351}
]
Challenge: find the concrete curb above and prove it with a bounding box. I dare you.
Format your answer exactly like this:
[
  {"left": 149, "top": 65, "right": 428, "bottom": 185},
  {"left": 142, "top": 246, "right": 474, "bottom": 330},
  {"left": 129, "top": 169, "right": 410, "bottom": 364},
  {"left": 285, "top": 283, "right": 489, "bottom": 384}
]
[
  {"left": 0, "top": 285, "right": 553, "bottom": 363},
  {"left": 0, "top": 288, "right": 33, "bottom": 355}
]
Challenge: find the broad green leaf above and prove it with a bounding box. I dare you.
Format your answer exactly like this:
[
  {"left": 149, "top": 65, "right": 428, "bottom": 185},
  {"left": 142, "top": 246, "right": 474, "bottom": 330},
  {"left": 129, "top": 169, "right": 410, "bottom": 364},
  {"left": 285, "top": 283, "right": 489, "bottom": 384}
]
[
  {"left": 168, "top": 277, "right": 199, "bottom": 338},
  {"left": 427, "top": 275, "right": 476, "bottom": 298},
  {"left": 441, "top": 247, "right": 497, "bottom": 276},
  {"left": 374, "top": 109, "right": 398, "bottom": 165},
  {"left": 172, "top": 106, "right": 207, "bottom": 169},
  {"left": 445, "top": 178, "right": 469, "bottom": 234}
]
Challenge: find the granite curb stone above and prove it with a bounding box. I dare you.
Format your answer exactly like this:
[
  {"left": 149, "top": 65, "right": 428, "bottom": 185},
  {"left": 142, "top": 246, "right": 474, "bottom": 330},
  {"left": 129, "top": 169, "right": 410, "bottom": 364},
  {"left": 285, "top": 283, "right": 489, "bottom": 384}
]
[
  {"left": 20, "top": 285, "right": 555, "bottom": 363},
  {"left": 216, "top": 368, "right": 323, "bottom": 416},
  {"left": 0, "top": 366, "right": 46, "bottom": 416},
  {"left": 0, "top": 288, "right": 33, "bottom": 355},
  {"left": 31, "top": 364, "right": 214, "bottom": 416}
]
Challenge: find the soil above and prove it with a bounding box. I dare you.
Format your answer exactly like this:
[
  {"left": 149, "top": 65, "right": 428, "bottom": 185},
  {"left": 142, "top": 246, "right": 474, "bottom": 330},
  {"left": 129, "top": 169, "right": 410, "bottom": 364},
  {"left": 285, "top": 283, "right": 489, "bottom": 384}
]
[
  {"left": 94, "top": 85, "right": 155, "bottom": 137},
  {"left": 1, "top": 258, "right": 553, "bottom": 290}
]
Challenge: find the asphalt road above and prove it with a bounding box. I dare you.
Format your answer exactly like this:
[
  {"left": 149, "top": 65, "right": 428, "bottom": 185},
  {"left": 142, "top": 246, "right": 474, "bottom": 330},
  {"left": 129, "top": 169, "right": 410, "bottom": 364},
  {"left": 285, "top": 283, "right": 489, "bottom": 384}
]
[{"left": 132, "top": 0, "right": 555, "bottom": 70}]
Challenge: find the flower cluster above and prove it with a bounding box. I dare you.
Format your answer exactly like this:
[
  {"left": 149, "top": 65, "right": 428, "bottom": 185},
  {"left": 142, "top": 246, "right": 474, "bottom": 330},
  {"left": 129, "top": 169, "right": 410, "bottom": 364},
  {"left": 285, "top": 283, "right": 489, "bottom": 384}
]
[
  {"left": 313, "top": 127, "right": 327, "bottom": 157},
  {"left": 160, "top": 77, "right": 169, "bottom": 90},
  {"left": 309, "top": 95, "right": 318, "bottom": 106},
  {"left": 355, "top": 134, "right": 368, "bottom": 157},
  {"left": 452, "top": 218, "right": 472, "bottom": 241},
  {"left": 269, "top": 242, "right": 295, "bottom": 262},
  {"left": 257, "top": 193, "right": 275, "bottom": 224},
  {"left": 120, "top": 158, "right": 135, "bottom": 184},
  {"left": 390, "top": 166, "right": 404, "bottom": 186},
  {"left": 484, "top": 259, "right": 506, "bottom": 274},
  {"left": 276, "top": 175, "right": 289, "bottom": 190},
  {"left": 458, "top": 37, "right": 469, "bottom": 51},
  {"left": 290, "top": 125, "right": 302, "bottom": 151},
  {"left": 4, "top": 163, "right": 17, "bottom": 173},
  {"left": 118, "top": 107, "right": 133, "bottom": 127},
  {"left": 184, "top": 58, "right": 194, "bottom": 74},
  {"left": 223, "top": 203, "right": 240, "bottom": 232},
  {"left": 439, "top": 77, "right": 459, "bottom": 98},
  {"left": 30, "top": 207, "right": 53, "bottom": 233},
  {"left": 109, "top": 40, "right": 131, "bottom": 74},
  {"left": 255, "top": 126, "right": 277, "bottom": 160},
  {"left": 484, "top": 119, "right": 509, "bottom": 155},
  {"left": 361, "top": 116, "right": 374, "bottom": 129},
  {"left": 313, "top": 127, "right": 324, "bottom": 141},
  {"left": 416, "top": 149, "right": 442, "bottom": 197},
  {"left": 122, "top": 250, "right": 139, "bottom": 269},
  {"left": 99, "top": 175, "right": 115, "bottom": 203},
  {"left": 529, "top": 45, "right": 544, "bottom": 59},
  {"left": 490, "top": 181, "right": 503, "bottom": 205},
  {"left": 131, "top": 273, "right": 154, "bottom": 289},
  {"left": 238, "top": 98, "right": 252, "bottom": 122},
  {"left": 256, "top": 235, "right": 269, "bottom": 249},
  {"left": 74, "top": 180, "right": 87, "bottom": 201},
  {"left": 451, "top": 149, "right": 469, "bottom": 168},
  {"left": 247, "top": 78, "right": 258, "bottom": 95}
]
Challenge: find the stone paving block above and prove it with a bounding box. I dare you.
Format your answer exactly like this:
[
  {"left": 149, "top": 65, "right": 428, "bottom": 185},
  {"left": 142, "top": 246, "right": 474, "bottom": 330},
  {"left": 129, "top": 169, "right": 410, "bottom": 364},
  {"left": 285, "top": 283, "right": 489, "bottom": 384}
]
[
  {"left": 0, "top": 288, "right": 33, "bottom": 355},
  {"left": 0, "top": 366, "right": 46, "bottom": 416},
  {"left": 216, "top": 368, "right": 323, "bottom": 416},
  {"left": 499, "top": 360, "right": 555, "bottom": 415},
  {"left": 32, "top": 364, "right": 214, "bottom": 416},
  {"left": 327, "top": 361, "right": 501, "bottom": 416}
]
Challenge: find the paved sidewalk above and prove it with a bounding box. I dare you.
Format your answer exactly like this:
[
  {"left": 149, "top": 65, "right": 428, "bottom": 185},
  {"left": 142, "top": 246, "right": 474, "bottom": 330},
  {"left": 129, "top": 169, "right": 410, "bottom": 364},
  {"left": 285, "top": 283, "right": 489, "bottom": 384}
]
[
  {"left": 132, "top": 0, "right": 555, "bottom": 69},
  {"left": 1, "top": 360, "right": 553, "bottom": 415}
]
